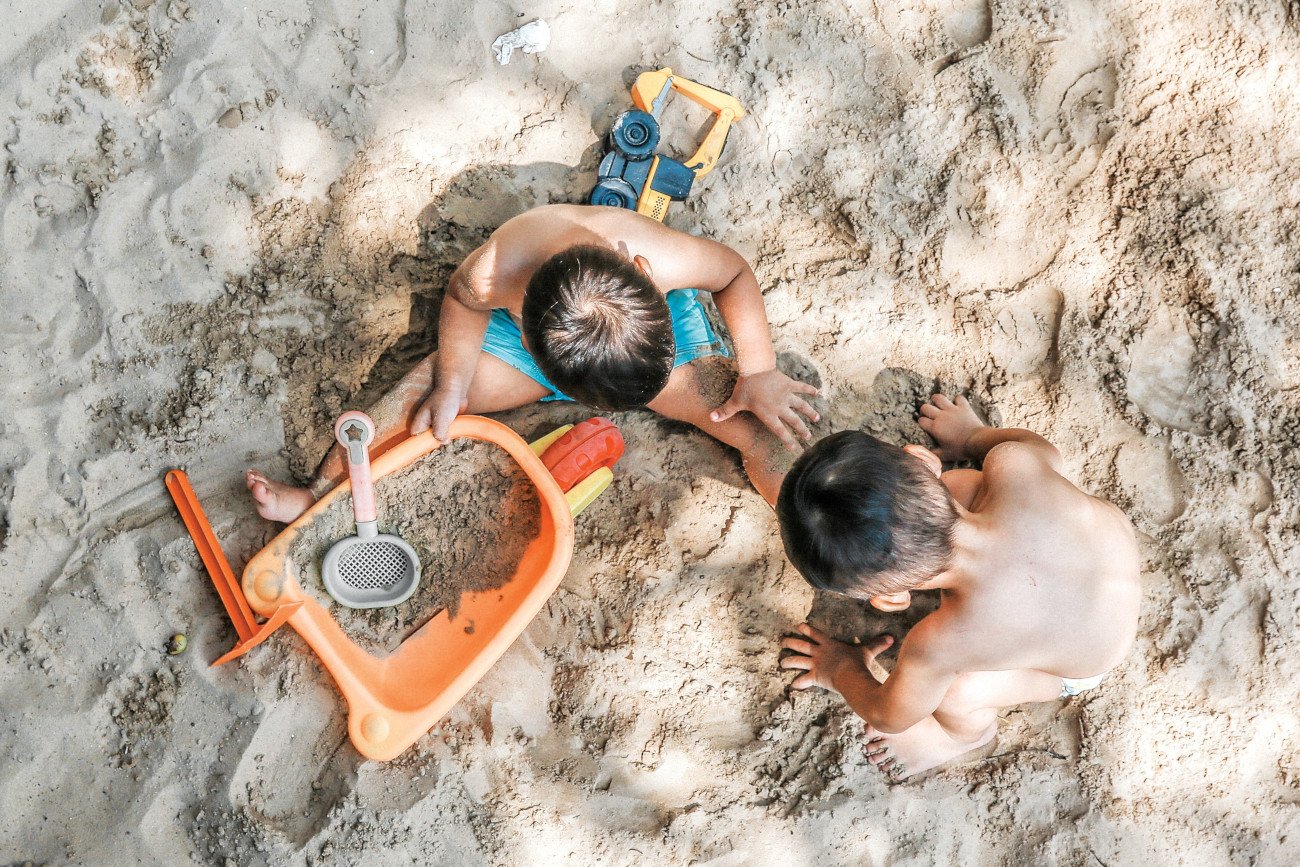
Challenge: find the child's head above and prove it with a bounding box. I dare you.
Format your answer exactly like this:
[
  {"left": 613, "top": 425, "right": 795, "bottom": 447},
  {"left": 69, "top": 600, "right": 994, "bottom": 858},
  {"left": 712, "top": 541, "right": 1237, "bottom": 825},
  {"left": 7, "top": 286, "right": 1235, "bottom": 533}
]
[
  {"left": 777, "top": 431, "right": 957, "bottom": 606},
  {"left": 522, "top": 245, "right": 674, "bottom": 410}
]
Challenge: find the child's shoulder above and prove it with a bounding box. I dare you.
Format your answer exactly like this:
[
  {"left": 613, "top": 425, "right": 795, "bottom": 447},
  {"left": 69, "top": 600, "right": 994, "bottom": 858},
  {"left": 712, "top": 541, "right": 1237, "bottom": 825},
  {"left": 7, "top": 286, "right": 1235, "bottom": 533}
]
[
  {"left": 977, "top": 443, "right": 1119, "bottom": 542},
  {"left": 977, "top": 441, "right": 1081, "bottom": 512},
  {"left": 490, "top": 204, "right": 622, "bottom": 255},
  {"left": 510, "top": 202, "right": 587, "bottom": 223},
  {"left": 980, "top": 440, "right": 1062, "bottom": 481}
]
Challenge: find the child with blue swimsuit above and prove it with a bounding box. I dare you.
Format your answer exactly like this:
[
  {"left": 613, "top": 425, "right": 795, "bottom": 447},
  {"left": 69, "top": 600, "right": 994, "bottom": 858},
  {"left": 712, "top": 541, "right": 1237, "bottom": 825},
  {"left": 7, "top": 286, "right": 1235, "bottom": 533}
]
[{"left": 247, "top": 204, "right": 819, "bottom": 520}]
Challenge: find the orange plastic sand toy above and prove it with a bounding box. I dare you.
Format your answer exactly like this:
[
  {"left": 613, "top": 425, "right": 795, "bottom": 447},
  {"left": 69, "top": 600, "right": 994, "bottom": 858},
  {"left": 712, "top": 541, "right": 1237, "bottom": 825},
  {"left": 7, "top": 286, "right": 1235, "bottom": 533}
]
[
  {"left": 165, "top": 470, "right": 302, "bottom": 666},
  {"left": 239, "top": 415, "right": 623, "bottom": 761}
]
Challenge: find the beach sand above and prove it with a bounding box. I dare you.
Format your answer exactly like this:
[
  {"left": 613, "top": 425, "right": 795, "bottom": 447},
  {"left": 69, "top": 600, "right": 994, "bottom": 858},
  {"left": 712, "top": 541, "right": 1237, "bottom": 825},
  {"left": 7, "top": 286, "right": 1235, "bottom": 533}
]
[{"left": 2, "top": 0, "right": 1298, "bottom": 863}]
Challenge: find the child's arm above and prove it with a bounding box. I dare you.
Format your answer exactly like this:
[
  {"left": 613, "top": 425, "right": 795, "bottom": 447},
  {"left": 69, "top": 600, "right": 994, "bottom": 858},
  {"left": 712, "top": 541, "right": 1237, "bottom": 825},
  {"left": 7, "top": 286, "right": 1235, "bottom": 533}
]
[
  {"left": 410, "top": 248, "right": 496, "bottom": 439},
  {"left": 919, "top": 393, "right": 1064, "bottom": 472},
  {"left": 705, "top": 253, "right": 821, "bottom": 451},
  {"left": 618, "top": 216, "right": 821, "bottom": 451},
  {"left": 780, "top": 622, "right": 958, "bottom": 734}
]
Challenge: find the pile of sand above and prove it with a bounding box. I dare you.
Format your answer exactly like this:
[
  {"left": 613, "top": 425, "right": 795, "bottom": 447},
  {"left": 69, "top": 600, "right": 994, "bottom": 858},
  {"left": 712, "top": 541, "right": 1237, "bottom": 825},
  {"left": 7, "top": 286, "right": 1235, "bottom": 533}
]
[{"left": 2, "top": 0, "right": 1298, "bottom": 864}]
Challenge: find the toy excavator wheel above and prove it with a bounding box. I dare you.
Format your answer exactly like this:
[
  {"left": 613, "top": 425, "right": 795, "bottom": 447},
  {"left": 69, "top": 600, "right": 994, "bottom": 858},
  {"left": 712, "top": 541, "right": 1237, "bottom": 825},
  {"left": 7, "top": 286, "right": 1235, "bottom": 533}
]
[
  {"left": 609, "top": 110, "right": 659, "bottom": 161},
  {"left": 590, "top": 177, "right": 639, "bottom": 210}
]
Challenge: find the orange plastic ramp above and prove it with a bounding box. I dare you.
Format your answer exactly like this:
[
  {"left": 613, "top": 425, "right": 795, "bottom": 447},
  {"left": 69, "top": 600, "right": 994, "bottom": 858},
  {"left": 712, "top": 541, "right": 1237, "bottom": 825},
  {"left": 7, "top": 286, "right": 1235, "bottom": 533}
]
[
  {"left": 240, "top": 416, "right": 577, "bottom": 761},
  {"left": 165, "top": 469, "right": 302, "bottom": 666},
  {"left": 165, "top": 470, "right": 258, "bottom": 641}
]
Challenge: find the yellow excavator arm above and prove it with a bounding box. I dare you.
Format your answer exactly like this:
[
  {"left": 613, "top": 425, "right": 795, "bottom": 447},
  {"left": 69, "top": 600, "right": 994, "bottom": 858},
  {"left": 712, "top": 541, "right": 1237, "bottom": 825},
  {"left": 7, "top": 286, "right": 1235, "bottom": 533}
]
[{"left": 630, "top": 68, "right": 746, "bottom": 179}]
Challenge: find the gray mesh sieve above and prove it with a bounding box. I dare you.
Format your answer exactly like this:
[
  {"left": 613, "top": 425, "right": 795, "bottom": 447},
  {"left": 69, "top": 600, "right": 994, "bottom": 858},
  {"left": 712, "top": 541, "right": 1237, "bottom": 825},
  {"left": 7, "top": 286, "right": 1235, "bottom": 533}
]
[{"left": 338, "top": 541, "right": 412, "bottom": 590}]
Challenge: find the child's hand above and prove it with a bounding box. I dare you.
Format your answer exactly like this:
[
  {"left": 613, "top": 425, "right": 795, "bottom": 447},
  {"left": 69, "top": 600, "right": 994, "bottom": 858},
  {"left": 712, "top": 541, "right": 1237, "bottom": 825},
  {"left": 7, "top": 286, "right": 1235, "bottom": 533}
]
[
  {"left": 710, "top": 368, "right": 820, "bottom": 452},
  {"left": 410, "top": 385, "right": 468, "bottom": 441},
  {"left": 780, "top": 623, "right": 893, "bottom": 693},
  {"left": 918, "top": 393, "right": 986, "bottom": 461}
]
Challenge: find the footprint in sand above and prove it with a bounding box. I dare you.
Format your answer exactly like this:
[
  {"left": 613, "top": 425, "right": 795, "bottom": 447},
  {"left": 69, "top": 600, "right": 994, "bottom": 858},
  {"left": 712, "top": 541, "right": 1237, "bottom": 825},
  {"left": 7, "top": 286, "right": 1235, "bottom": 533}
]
[
  {"left": 1114, "top": 436, "right": 1189, "bottom": 527},
  {"left": 875, "top": 0, "right": 993, "bottom": 67},
  {"left": 938, "top": 135, "right": 1072, "bottom": 294},
  {"left": 336, "top": 0, "right": 409, "bottom": 87},
  {"left": 1031, "top": 0, "right": 1117, "bottom": 184},
  {"left": 939, "top": 0, "right": 1116, "bottom": 294},
  {"left": 225, "top": 683, "right": 356, "bottom": 845},
  {"left": 983, "top": 284, "right": 1065, "bottom": 377},
  {"left": 1125, "top": 305, "right": 1210, "bottom": 435},
  {"left": 944, "top": 0, "right": 992, "bottom": 49}
]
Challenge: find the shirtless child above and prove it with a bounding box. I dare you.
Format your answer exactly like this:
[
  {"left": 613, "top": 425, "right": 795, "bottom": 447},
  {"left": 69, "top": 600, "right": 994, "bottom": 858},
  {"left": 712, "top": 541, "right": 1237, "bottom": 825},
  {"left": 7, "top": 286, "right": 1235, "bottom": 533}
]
[
  {"left": 246, "top": 204, "right": 819, "bottom": 517},
  {"left": 776, "top": 393, "right": 1140, "bottom": 781}
]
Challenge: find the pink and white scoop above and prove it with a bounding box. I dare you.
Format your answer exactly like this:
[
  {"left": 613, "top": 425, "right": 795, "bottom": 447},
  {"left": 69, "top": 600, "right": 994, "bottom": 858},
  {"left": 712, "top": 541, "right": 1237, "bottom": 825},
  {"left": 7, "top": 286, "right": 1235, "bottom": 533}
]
[{"left": 321, "top": 411, "right": 422, "bottom": 609}]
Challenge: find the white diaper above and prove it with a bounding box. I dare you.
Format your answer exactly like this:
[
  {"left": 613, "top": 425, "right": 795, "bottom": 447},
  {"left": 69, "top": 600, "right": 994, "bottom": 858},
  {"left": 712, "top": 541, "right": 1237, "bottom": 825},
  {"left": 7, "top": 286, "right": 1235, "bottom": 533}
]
[{"left": 1060, "top": 671, "right": 1107, "bottom": 698}]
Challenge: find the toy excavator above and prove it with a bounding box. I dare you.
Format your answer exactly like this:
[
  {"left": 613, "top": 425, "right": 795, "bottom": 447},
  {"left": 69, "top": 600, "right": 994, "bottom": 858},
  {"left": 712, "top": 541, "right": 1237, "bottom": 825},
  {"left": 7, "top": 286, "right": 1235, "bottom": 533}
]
[{"left": 590, "top": 68, "right": 746, "bottom": 221}]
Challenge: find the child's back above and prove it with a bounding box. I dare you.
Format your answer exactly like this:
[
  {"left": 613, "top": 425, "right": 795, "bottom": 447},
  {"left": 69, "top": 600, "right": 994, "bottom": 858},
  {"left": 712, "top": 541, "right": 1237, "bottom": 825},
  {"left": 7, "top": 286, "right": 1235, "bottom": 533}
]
[
  {"left": 777, "top": 394, "right": 1140, "bottom": 780},
  {"left": 930, "top": 441, "right": 1140, "bottom": 681}
]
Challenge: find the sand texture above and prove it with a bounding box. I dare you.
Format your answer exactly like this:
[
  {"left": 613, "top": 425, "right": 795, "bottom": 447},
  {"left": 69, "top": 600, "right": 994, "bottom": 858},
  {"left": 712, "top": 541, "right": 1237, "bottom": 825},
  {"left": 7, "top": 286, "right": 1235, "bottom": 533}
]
[
  {"left": 286, "top": 440, "right": 540, "bottom": 656},
  {"left": 2, "top": 0, "right": 1299, "bottom": 864}
]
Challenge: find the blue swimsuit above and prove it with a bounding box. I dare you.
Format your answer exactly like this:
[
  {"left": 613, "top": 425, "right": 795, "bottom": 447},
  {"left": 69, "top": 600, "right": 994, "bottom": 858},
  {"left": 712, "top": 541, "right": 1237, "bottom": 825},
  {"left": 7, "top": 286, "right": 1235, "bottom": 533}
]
[{"left": 481, "top": 288, "right": 730, "bottom": 401}]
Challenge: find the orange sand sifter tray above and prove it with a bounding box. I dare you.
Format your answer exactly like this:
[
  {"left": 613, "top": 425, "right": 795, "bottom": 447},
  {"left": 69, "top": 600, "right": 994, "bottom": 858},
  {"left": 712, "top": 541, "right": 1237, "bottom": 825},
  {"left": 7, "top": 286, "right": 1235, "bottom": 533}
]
[{"left": 236, "top": 415, "right": 622, "bottom": 761}]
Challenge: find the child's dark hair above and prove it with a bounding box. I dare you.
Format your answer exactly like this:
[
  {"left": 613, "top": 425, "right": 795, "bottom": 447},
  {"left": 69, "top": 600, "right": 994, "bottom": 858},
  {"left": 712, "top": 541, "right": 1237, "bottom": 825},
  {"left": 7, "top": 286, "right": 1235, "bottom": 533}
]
[
  {"left": 776, "top": 431, "right": 957, "bottom": 598},
  {"left": 522, "top": 245, "right": 674, "bottom": 410}
]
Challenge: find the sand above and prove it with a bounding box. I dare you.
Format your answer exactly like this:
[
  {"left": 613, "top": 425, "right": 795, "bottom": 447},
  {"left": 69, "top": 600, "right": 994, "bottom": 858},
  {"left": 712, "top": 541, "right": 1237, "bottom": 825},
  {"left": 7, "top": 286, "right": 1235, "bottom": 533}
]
[
  {"left": 2, "top": 0, "right": 1299, "bottom": 864},
  {"left": 287, "top": 440, "right": 540, "bottom": 656}
]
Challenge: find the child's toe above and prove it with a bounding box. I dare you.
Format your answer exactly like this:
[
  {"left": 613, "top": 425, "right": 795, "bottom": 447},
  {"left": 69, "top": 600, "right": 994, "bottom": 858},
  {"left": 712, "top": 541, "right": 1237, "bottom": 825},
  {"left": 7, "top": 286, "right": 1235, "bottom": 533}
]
[{"left": 247, "top": 477, "right": 273, "bottom": 505}]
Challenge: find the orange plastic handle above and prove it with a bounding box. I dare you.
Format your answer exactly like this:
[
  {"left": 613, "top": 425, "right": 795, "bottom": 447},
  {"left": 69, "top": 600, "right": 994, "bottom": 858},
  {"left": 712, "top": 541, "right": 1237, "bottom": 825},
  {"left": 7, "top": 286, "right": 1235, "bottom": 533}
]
[
  {"left": 540, "top": 417, "right": 625, "bottom": 493},
  {"left": 165, "top": 470, "right": 257, "bottom": 642}
]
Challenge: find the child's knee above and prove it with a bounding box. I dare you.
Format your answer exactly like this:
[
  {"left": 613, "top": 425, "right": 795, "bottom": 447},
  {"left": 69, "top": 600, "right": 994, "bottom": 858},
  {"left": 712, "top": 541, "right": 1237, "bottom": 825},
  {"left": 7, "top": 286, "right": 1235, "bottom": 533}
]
[{"left": 939, "top": 673, "right": 990, "bottom": 716}]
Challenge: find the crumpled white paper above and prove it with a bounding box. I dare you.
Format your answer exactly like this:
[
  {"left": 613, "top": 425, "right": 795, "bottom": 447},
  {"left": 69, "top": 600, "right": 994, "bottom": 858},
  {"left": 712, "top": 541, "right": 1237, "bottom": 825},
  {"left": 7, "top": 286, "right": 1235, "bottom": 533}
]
[{"left": 491, "top": 19, "right": 551, "bottom": 65}]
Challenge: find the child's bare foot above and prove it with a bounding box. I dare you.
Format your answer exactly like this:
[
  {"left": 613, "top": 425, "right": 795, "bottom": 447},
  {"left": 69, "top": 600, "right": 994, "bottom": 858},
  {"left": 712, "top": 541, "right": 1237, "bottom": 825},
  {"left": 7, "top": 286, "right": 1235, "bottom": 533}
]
[
  {"left": 863, "top": 716, "right": 996, "bottom": 782},
  {"left": 244, "top": 470, "right": 315, "bottom": 523}
]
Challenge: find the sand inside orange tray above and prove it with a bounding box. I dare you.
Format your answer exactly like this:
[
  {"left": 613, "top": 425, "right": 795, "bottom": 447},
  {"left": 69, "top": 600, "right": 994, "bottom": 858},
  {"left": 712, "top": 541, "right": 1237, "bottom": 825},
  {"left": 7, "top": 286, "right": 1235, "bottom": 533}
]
[{"left": 287, "top": 439, "right": 541, "bottom": 656}]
